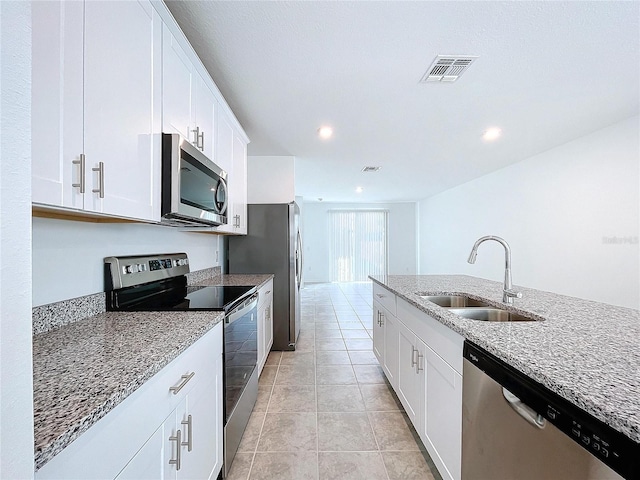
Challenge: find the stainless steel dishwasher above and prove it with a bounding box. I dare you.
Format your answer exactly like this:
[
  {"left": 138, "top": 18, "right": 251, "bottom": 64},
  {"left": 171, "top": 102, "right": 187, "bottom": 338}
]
[{"left": 462, "top": 342, "right": 638, "bottom": 480}]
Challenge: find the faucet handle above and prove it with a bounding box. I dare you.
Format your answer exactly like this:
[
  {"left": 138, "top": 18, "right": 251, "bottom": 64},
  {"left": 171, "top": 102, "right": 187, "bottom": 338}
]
[{"left": 504, "top": 289, "right": 522, "bottom": 299}]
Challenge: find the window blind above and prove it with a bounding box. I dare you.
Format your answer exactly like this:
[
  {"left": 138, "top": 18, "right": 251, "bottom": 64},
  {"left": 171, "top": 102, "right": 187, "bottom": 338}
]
[{"left": 329, "top": 210, "right": 388, "bottom": 282}]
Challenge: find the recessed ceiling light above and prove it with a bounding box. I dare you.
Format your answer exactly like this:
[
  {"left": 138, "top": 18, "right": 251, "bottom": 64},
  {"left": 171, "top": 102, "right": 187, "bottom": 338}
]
[
  {"left": 318, "top": 126, "right": 333, "bottom": 139},
  {"left": 482, "top": 127, "right": 502, "bottom": 142},
  {"left": 355, "top": 187, "right": 363, "bottom": 193}
]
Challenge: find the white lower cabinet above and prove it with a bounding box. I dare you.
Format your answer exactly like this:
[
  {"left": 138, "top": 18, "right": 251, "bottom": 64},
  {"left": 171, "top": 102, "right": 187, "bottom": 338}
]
[
  {"left": 257, "top": 279, "right": 274, "bottom": 373},
  {"left": 373, "top": 300, "right": 399, "bottom": 390},
  {"left": 115, "top": 427, "right": 164, "bottom": 480},
  {"left": 373, "top": 285, "right": 464, "bottom": 480},
  {"left": 372, "top": 303, "right": 385, "bottom": 363},
  {"left": 422, "top": 345, "right": 463, "bottom": 480},
  {"left": 36, "top": 324, "right": 223, "bottom": 480},
  {"left": 397, "top": 322, "right": 425, "bottom": 426}
]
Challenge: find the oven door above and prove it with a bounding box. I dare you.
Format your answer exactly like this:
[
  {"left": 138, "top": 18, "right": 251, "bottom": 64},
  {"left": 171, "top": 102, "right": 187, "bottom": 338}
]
[
  {"left": 223, "top": 293, "right": 258, "bottom": 423},
  {"left": 161, "top": 133, "right": 228, "bottom": 226}
]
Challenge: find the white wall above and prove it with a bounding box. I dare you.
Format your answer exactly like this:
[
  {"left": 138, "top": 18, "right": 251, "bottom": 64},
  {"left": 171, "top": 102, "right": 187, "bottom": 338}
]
[
  {"left": 419, "top": 116, "right": 640, "bottom": 309},
  {"left": 247, "top": 155, "right": 295, "bottom": 203},
  {"left": 1, "top": 1, "right": 35, "bottom": 477},
  {"left": 303, "top": 202, "right": 417, "bottom": 283},
  {"left": 32, "top": 219, "right": 223, "bottom": 306}
]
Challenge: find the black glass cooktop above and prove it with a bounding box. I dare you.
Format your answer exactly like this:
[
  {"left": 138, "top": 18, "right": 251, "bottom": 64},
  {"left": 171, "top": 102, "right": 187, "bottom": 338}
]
[{"left": 107, "top": 277, "right": 255, "bottom": 312}]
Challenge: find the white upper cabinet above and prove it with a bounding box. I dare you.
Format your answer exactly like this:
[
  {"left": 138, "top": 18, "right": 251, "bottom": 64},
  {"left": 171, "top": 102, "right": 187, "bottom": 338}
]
[
  {"left": 162, "top": 24, "right": 194, "bottom": 141},
  {"left": 32, "top": 0, "right": 248, "bottom": 227},
  {"left": 193, "top": 74, "right": 217, "bottom": 161},
  {"left": 162, "top": 27, "right": 217, "bottom": 161},
  {"left": 231, "top": 131, "right": 248, "bottom": 234},
  {"left": 32, "top": 0, "right": 161, "bottom": 222},
  {"left": 83, "top": 0, "right": 161, "bottom": 220},
  {"left": 32, "top": 0, "right": 83, "bottom": 210}
]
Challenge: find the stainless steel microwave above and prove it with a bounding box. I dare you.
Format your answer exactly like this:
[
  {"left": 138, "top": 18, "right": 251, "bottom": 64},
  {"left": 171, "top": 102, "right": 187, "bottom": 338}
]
[{"left": 161, "top": 133, "right": 228, "bottom": 227}]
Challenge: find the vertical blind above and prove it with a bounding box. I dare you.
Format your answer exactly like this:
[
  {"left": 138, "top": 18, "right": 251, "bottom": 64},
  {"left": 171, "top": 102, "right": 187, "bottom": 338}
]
[{"left": 329, "top": 210, "right": 388, "bottom": 282}]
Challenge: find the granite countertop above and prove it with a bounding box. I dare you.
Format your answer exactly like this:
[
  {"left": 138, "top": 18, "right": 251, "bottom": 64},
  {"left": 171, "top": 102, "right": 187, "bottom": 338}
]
[
  {"left": 194, "top": 273, "right": 274, "bottom": 289},
  {"left": 32, "top": 310, "right": 224, "bottom": 471},
  {"left": 370, "top": 274, "right": 640, "bottom": 444}
]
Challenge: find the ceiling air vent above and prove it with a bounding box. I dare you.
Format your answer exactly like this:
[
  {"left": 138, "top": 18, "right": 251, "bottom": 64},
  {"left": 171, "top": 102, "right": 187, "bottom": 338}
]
[
  {"left": 420, "top": 55, "right": 478, "bottom": 83},
  {"left": 362, "top": 166, "right": 382, "bottom": 172}
]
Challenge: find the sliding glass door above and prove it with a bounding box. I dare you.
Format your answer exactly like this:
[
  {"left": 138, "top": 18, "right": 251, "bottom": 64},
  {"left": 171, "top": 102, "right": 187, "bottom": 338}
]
[{"left": 329, "top": 210, "right": 388, "bottom": 282}]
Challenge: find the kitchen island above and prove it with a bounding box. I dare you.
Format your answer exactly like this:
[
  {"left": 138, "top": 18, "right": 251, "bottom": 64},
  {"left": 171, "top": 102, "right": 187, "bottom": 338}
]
[
  {"left": 370, "top": 274, "right": 640, "bottom": 441},
  {"left": 370, "top": 274, "right": 639, "bottom": 479}
]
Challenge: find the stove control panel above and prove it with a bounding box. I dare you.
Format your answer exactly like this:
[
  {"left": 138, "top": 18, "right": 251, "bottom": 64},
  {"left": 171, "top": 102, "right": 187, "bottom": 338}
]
[{"left": 105, "top": 253, "right": 190, "bottom": 289}]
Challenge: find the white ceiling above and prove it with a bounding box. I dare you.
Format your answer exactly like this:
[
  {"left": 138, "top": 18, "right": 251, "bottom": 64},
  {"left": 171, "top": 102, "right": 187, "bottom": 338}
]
[{"left": 165, "top": 1, "right": 639, "bottom": 203}]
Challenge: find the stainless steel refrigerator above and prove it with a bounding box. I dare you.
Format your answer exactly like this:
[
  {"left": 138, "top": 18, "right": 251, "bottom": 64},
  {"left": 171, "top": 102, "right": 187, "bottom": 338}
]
[{"left": 228, "top": 202, "right": 301, "bottom": 351}]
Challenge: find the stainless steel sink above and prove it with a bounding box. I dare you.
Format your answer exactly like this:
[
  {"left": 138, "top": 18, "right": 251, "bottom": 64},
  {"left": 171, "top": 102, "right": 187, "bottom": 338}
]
[
  {"left": 419, "top": 295, "right": 492, "bottom": 308},
  {"left": 449, "top": 308, "right": 539, "bottom": 322}
]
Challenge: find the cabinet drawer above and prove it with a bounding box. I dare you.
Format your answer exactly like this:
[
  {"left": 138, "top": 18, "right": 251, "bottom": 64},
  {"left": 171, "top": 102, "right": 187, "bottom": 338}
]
[
  {"left": 36, "top": 323, "right": 223, "bottom": 480},
  {"left": 373, "top": 283, "right": 396, "bottom": 316}
]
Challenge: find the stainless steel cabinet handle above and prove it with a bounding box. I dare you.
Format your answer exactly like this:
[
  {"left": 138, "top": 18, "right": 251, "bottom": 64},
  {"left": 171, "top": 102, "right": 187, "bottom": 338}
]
[
  {"left": 379, "top": 312, "right": 385, "bottom": 326},
  {"left": 376, "top": 293, "right": 385, "bottom": 298},
  {"left": 265, "top": 290, "right": 271, "bottom": 295},
  {"left": 92, "top": 162, "right": 104, "bottom": 198},
  {"left": 199, "top": 131, "right": 205, "bottom": 151},
  {"left": 181, "top": 414, "right": 193, "bottom": 452},
  {"left": 416, "top": 352, "right": 424, "bottom": 373},
  {"left": 169, "top": 372, "right": 195, "bottom": 395},
  {"left": 191, "top": 126, "right": 200, "bottom": 147},
  {"left": 411, "top": 346, "right": 418, "bottom": 367},
  {"left": 72, "top": 154, "right": 85, "bottom": 193},
  {"left": 169, "top": 429, "right": 182, "bottom": 470}
]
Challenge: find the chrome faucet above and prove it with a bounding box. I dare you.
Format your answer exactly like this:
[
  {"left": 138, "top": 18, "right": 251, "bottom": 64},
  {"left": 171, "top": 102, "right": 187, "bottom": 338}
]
[{"left": 467, "top": 236, "right": 522, "bottom": 304}]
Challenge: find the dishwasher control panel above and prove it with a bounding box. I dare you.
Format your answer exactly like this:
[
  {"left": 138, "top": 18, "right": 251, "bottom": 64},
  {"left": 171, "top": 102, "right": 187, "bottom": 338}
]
[{"left": 464, "top": 342, "right": 639, "bottom": 479}]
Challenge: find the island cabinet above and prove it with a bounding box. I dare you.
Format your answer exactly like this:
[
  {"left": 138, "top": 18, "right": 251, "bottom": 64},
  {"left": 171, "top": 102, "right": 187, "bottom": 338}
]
[
  {"left": 373, "top": 284, "right": 464, "bottom": 480},
  {"left": 36, "top": 323, "right": 223, "bottom": 480},
  {"left": 32, "top": 0, "right": 162, "bottom": 222},
  {"left": 257, "top": 279, "right": 274, "bottom": 373},
  {"left": 372, "top": 283, "right": 399, "bottom": 390}
]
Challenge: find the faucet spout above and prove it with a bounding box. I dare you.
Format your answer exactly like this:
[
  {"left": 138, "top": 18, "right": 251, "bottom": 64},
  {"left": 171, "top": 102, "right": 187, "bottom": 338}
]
[{"left": 467, "top": 236, "right": 522, "bottom": 304}]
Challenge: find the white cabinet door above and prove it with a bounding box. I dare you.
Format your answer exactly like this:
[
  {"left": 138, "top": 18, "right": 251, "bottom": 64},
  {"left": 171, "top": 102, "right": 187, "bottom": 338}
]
[
  {"left": 215, "top": 110, "right": 235, "bottom": 233},
  {"left": 31, "top": 0, "right": 83, "bottom": 209},
  {"left": 424, "top": 346, "right": 462, "bottom": 480},
  {"left": 115, "top": 426, "right": 164, "bottom": 480},
  {"left": 397, "top": 322, "right": 425, "bottom": 427},
  {"left": 162, "top": 24, "right": 193, "bottom": 140},
  {"left": 179, "top": 361, "right": 223, "bottom": 480},
  {"left": 381, "top": 308, "right": 399, "bottom": 390},
  {"left": 214, "top": 107, "right": 234, "bottom": 175},
  {"left": 193, "top": 73, "right": 216, "bottom": 160},
  {"left": 231, "top": 131, "right": 248, "bottom": 234},
  {"left": 83, "top": 0, "right": 160, "bottom": 221},
  {"left": 372, "top": 303, "right": 385, "bottom": 364}
]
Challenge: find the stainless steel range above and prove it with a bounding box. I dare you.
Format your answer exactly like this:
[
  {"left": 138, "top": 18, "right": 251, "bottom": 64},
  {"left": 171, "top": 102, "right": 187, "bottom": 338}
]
[{"left": 104, "top": 253, "right": 258, "bottom": 478}]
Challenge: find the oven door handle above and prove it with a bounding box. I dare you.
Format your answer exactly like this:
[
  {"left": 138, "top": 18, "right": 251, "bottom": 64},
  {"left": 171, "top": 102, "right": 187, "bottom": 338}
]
[{"left": 225, "top": 293, "right": 259, "bottom": 325}]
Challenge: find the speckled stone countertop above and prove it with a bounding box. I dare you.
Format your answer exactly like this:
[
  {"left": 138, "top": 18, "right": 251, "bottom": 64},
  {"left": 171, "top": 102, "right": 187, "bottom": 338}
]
[
  {"left": 370, "top": 275, "right": 640, "bottom": 444},
  {"left": 194, "top": 273, "right": 274, "bottom": 289},
  {"left": 32, "top": 310, "right": 224, "bottom": 471}
]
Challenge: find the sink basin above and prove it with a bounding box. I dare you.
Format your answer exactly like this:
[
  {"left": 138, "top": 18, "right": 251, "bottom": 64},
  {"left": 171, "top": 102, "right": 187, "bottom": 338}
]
[
  {"left": 420, "top": 295, "right": 491, "bottom": 308},
  {"left": 449, "top": 308, "right": 539, "bottom": 322}
]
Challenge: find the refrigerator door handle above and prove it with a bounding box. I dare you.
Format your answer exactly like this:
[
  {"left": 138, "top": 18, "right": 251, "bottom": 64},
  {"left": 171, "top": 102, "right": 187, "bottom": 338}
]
[{"left": 296, "top": 230, "right": 303, "bottom": 289}]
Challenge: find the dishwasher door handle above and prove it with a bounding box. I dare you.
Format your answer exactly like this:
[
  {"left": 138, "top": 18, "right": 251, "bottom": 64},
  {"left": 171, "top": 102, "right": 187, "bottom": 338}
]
[{"left": 502, "top": 387, "right": 546, "bottom": 429}]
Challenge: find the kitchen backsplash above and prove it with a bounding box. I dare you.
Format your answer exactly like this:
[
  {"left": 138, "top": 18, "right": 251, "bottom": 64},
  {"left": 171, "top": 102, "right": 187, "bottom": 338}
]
[{"left": 33, "top": 266, "right": 222, "bottom": 335}]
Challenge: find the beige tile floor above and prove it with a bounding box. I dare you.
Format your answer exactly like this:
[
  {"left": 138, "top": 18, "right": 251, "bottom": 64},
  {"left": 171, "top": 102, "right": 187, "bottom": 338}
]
[{"left": 227, "top": 282, "right": 441, "bottom": 480}]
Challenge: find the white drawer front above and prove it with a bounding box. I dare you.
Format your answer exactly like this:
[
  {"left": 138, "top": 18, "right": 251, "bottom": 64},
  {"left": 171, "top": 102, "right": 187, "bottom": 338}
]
[{"left": 373, "top": 283, "right": 396, "bottom": 316}]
